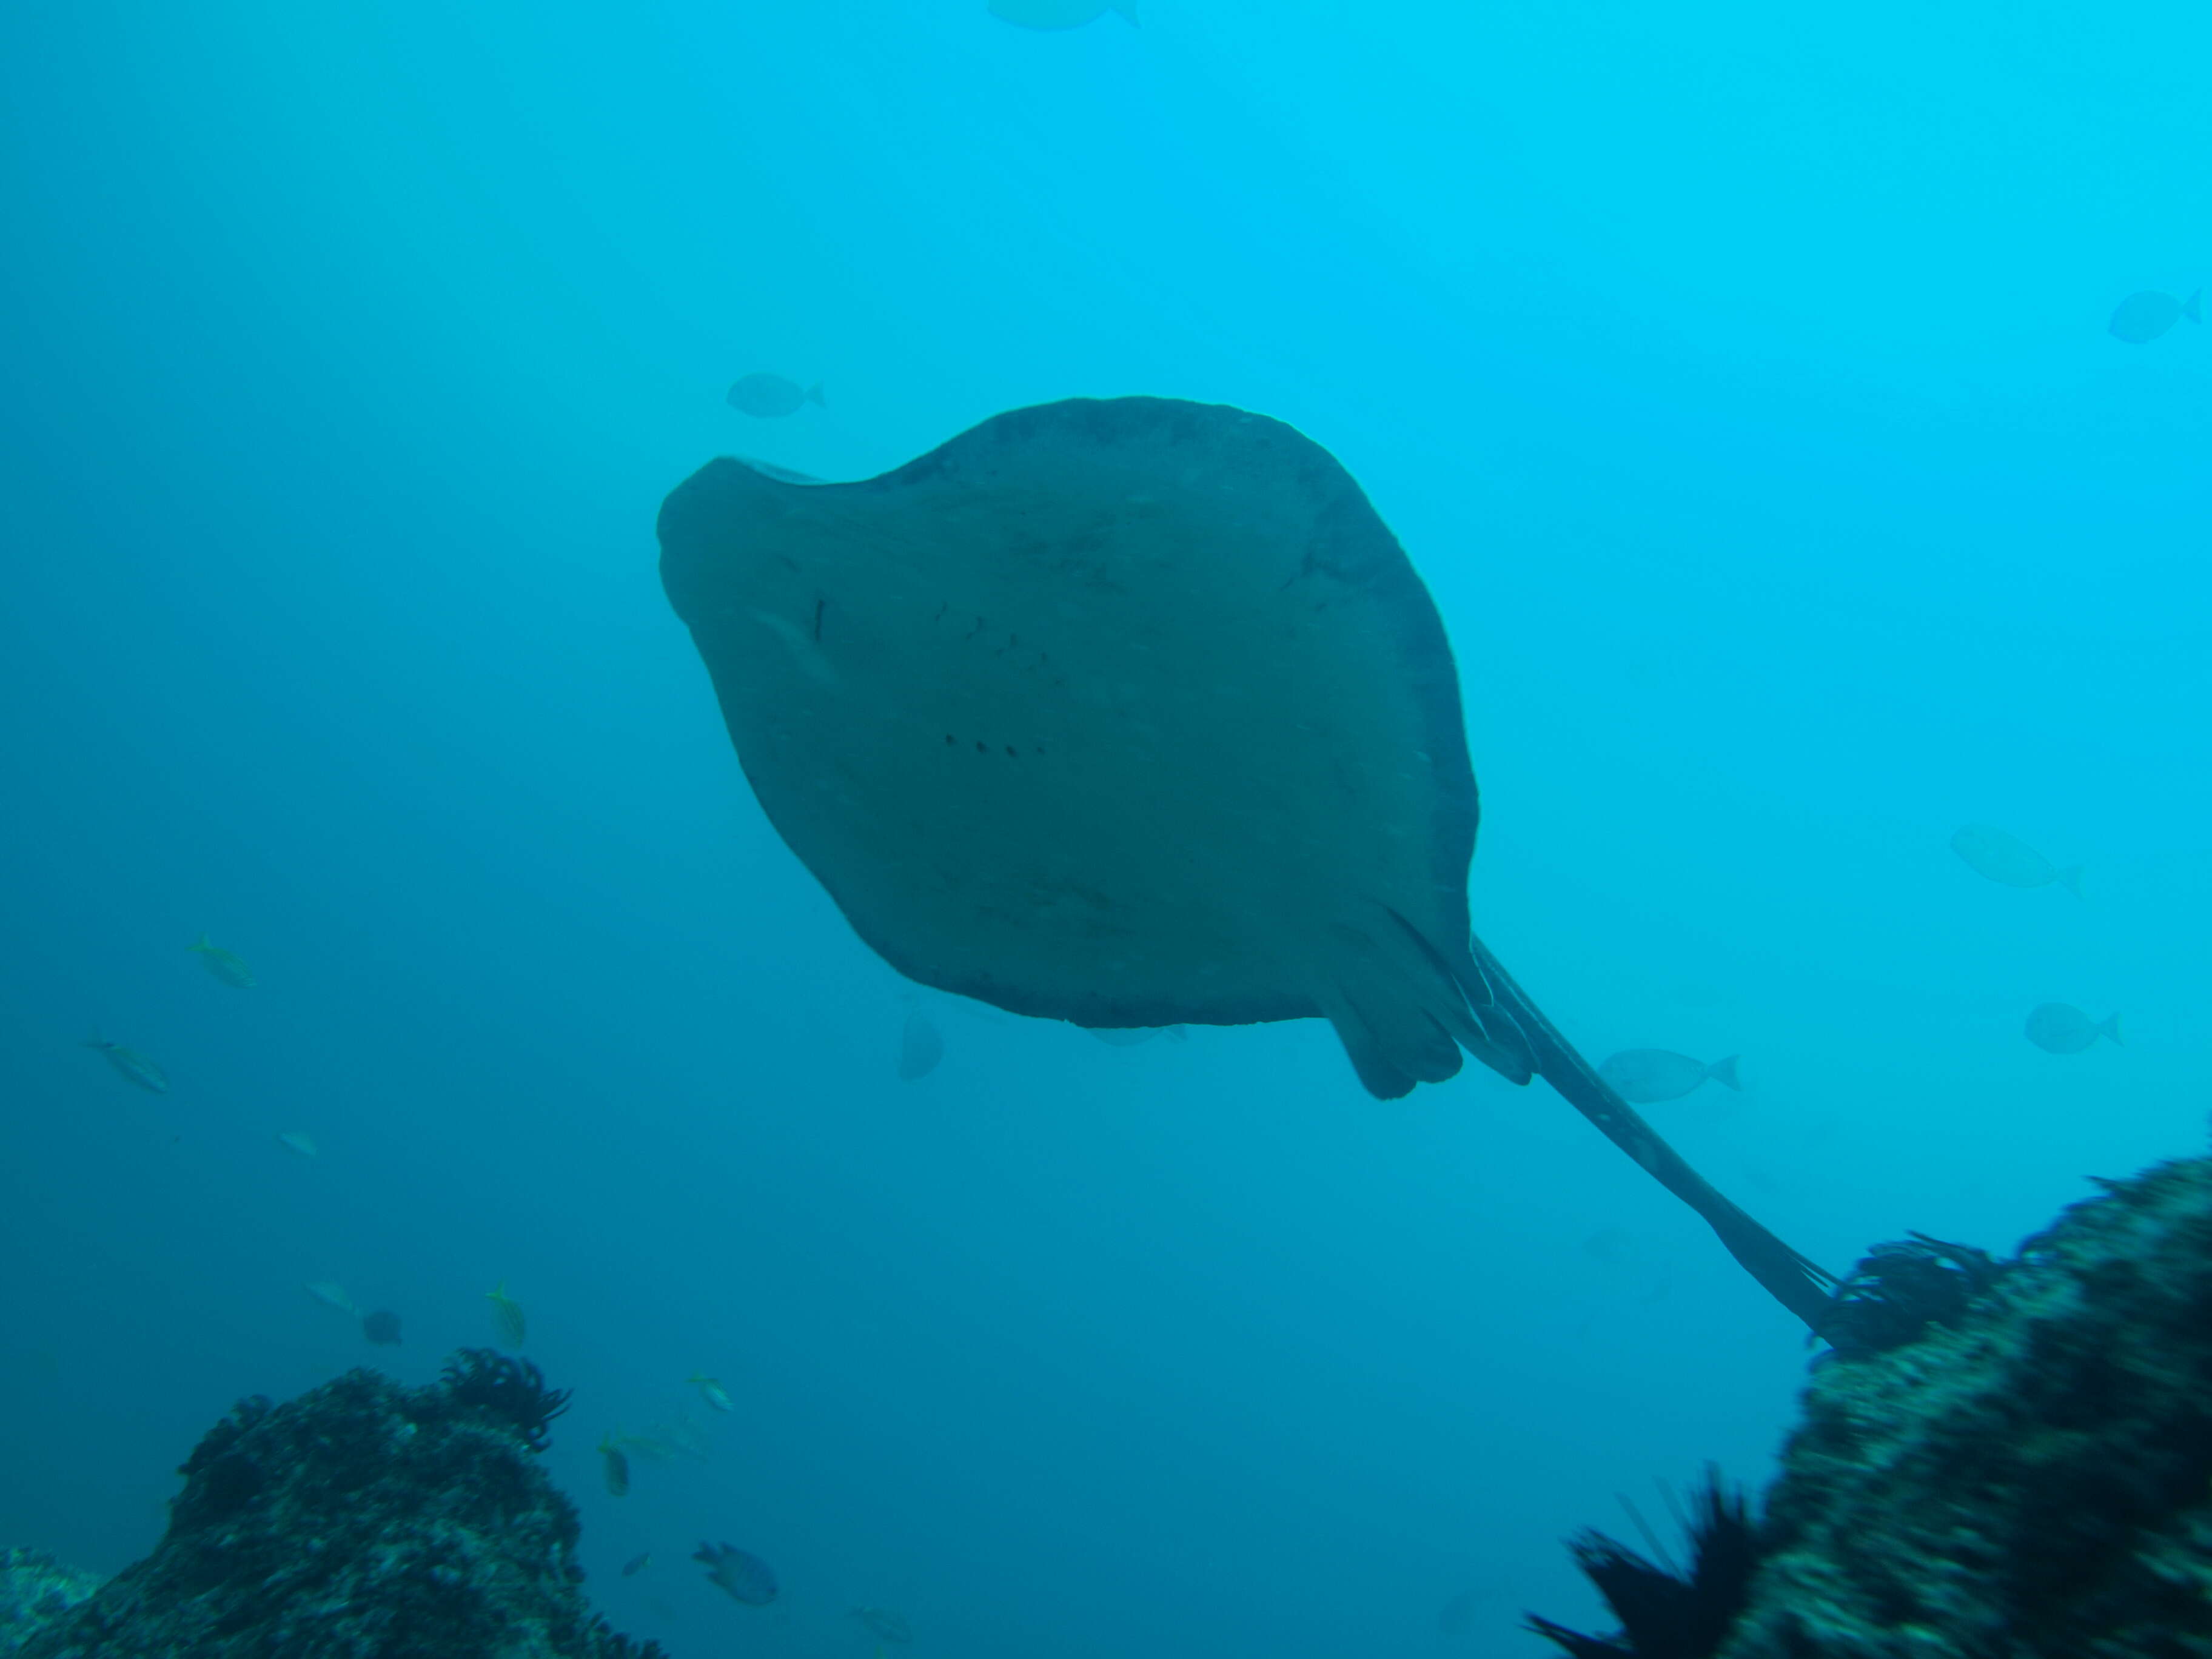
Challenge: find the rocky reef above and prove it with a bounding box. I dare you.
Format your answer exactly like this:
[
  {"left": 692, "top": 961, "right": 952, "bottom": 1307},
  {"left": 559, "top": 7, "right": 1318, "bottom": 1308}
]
[
  {"left": 0, "top": 1549, "right": 102, "bottom": 1657},
  {"left": 1537, "top": 1153, "right": 2212, "bottom": 1658},
  {"left": 17, "top": 1352, "right": 662, "bottom": 1658}
]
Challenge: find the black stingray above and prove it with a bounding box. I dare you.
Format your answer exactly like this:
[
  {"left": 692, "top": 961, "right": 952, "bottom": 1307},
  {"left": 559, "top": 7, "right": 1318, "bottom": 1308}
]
[{"left": 658, "top": 397, "right": 1831, "bottom": 1323}]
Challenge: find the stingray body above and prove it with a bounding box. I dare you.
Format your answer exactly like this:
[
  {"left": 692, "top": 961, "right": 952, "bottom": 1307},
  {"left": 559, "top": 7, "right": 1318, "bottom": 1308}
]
[{"left": 659, "top": 397, "right": 1831, "bottom": 1324}]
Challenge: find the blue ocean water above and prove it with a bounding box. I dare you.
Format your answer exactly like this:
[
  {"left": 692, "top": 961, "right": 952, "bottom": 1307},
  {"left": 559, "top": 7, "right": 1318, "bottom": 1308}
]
[{"left": 2, "top": 2, "right": 2206, "bottom": 1654}]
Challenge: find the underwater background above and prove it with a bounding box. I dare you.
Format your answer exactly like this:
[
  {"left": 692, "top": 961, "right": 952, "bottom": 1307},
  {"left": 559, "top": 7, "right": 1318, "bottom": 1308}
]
[{"left": 1, "top": 2, "right": 2206, "bottom": 1654}]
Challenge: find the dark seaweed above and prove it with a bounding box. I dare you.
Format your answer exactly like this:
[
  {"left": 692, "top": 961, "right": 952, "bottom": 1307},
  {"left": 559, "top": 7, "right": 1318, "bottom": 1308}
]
[
  {"left": 439, "top": 1348, "right": 572, "bottom": 1453},
  {"left": 1813, "top": 1231, "right": 2003, "bottom": 1357},
  {"left": 1528, "top": 1469, "right": 1760, "bottom": 1659}
]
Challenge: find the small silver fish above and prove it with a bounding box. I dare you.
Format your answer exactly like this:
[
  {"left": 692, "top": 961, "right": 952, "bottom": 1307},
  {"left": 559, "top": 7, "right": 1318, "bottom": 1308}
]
[
  {"left": 85, "top": 1037, "right": 169, "bottom": 1094},
  {"left": 1597, "top": 1049, "right": 1741, "bottom": 1104},
  {"left": 2108, "top": 288, "right": 2200, "bottom": 344},
  {"left": 621, "top": 1553, "right": 652, "bottom": 1578},
  {"left": 275, "top": 1131, "right": 318, "bottom": 1159},
  {"left": 689, "top": 1373, "right": 735, "bottom": 1413},
  {"left": 1950, "top": 825, "right": 2083, "bottom": 896},
  {"left": 598, "top": 1436, "right": 631, "bottom": 1497},
  {"left": 189, "top": 934, "right": 255, "bottom": 988},
  {"left": 897, "top": 1009, "right": 943, "bottom": 1081},
  {"left": 726, "top": 374, "right": 823, "bottom": 418},
  {"left": 485, "top": 1281, "right": 527, "bottom": 1348},
  {"left": 2024, "top": 1004, "right": 2121, "bottom": 1054}
]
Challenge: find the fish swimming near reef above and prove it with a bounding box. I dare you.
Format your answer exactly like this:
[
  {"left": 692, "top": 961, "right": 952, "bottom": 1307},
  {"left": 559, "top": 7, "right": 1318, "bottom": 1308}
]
[
  {"left": 726, "top": 374, "right": 823, "bottom": 418},
  {"left": 2024, "top": 1003, "right": 2121, "bottom": 1054},
  {"left": 1597, "top": 1049, "right": 1741, "bottom": 1104},
  {"left": 189, "top": 934, "right": 255, "bottom": 987},
  {"left": 689, "top": 1374, "right": 734, "bottom": 1413},
  {"left": 361, "top": 1310, "right": 402, "bottom": 1346},
  {"left": 621, "top": 1553, "right": 651, "bottom": 1578},
  {"left": 485, "top": 1281, "right": 527, "bottom": 1348},
  {"left": 2108, "top": 288, "right": 2200, "bottom": 344},
  {"left": 598, "top": 1436, "right": 631, "bottom": 1497},
  {"left": 657, "top": 395, "right": 1837, "bottom": 1326},
  {"left": 693, "top": 1542, "right": 778, "bottom": 1605},
  {"left": 1949, "top": 825, "right": 2083, "bottom": 896},
  {"left": 85, "top": 1037, "right": 169, "bottom": 1094}
]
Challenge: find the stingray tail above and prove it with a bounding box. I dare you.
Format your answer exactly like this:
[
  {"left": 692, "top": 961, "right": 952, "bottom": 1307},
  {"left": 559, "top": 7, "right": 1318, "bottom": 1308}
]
[{"left": 1462, "top": 930, "right": 1835, "bottom": 1329}]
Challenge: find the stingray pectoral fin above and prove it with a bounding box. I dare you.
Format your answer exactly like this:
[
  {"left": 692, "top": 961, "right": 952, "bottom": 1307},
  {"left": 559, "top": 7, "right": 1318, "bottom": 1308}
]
[{"left": 1464, "top": 928, "right": 1836, "bottom": 1329}]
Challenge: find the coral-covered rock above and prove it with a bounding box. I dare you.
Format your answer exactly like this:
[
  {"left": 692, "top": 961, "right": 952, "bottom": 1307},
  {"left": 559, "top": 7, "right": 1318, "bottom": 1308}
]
[
  {"left": 0, "top": 1548, "right": 102, "bottom": 1657},
  {"left": 1726, "top": 1156, "right": 2212, "bottom": 1658},
  {"left": 18, "top": 1356, "right": 660, "bottom": 1659}
]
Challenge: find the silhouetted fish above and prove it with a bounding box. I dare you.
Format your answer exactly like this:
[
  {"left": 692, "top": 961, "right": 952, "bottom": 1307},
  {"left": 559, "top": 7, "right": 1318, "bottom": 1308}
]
[
  {"left": 1597, "top": 1049, "right": 1741, "bottom": 1104},
  {"left": 2024, "top": 1003, "right": 2120, "bottom": 1054},
  {"left": 694, "top": 1542, "right": 777, "bottom": 1605},
  {"left": 361, "top": 1310, "right": 403, "bottom": 1346},
  {"left": 2108, "top": 289, "right": 2200, "bottom": 344},
  {"left": 1950, "top": 824, "right": 2082, "bottom": 896},
  {"left": 726, "top": 374, "right": 823, "bottom": 418},
  {"left": 898, "top": 1009, "right": 943, "bottom": 1080}
]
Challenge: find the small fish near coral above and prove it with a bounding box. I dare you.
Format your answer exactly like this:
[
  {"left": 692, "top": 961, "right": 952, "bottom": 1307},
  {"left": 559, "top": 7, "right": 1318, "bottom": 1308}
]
[
  {"left": 621, "top": 1552, "right": 652, "bottom": 1578},
  {"left": 485, "top": 1280, "right": 528, "bottom": 1347},
  {"left": 694, "top": 1541, "right": 778, "bottom": 1606},
  {"left": 2023, "top": 1002, "right": 2120, "bottom": 1055},
  {"left": 597, "top": 1436, "right": 630, "bottom": 1497},
  {"left": 361, "top": 1310, "right": 403, "bottom": 1346}
]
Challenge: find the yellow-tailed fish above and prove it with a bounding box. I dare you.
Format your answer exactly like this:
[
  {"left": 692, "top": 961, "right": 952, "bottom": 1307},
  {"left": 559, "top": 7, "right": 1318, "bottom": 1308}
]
[
  {"left": 485, "top": 1281, "right": 527, "bottom": 1347},
  {"left": 598, "top": 1435, "right": 631, "bottom": 1497},
  {"left": 189, "top": 934, "right": 256, "bottom": 987},
  {"left": 275, "top": 1131, "right": 318, "bottom": 1158},
  {"left": 85, "top": 1037, "right": 169, "bottom": 1094},
  {"left": 305, "top": 1280, "right": 360, "bottom": 1316},
  {"left": 688, "top": 1373, "right": 734, "bottom": 1413}
]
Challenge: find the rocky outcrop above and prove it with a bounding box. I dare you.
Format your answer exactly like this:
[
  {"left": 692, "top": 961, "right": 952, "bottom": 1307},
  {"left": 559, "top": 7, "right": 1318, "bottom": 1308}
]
[
  {"left": 1535, "top": 1155, "right": 2212, "bottom": 1658},
  {"left": 0, "top": 1549, "right": 101, "bottom": 1656},
  {"left": 18, "top": 1352, "right": 662, "bottom": 1659}
]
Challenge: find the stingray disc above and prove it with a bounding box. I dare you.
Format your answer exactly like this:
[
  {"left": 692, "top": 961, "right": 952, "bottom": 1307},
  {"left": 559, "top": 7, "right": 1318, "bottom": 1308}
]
[{"left": 659, "top": 397, "right": 1532, "bottom": 1098}]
